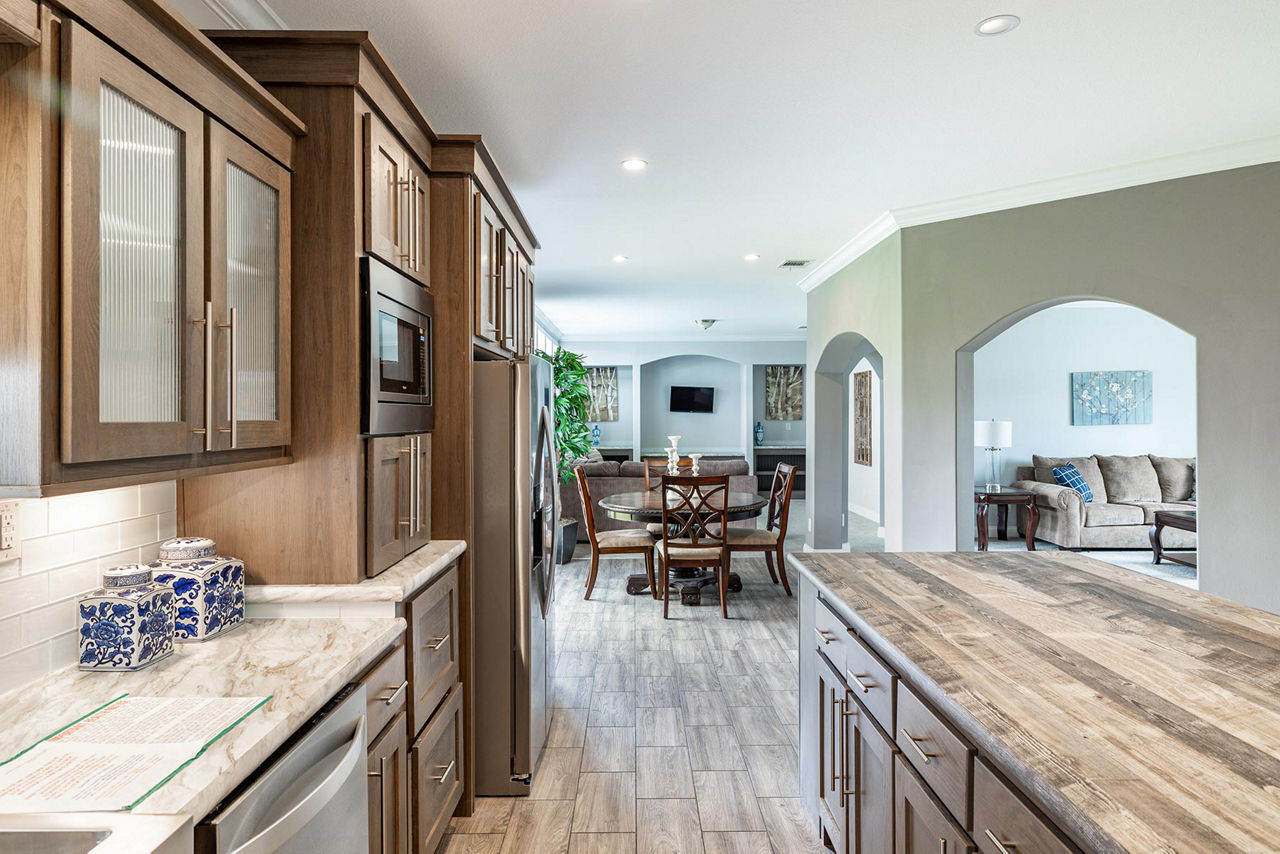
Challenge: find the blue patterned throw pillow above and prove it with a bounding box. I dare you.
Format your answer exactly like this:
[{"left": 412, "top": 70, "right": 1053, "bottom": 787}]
[{"left": 1052, "top": 464, "right": 1094, "bottom": 503}]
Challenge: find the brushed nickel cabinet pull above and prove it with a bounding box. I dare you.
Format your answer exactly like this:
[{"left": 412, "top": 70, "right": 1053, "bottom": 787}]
[
  {"left": 938, "top": 840, "right": 947, "bottom": 854},
  {"left": 900, "top": 728, "right": 937, "bottom": 764},
  {"left": 215, "top": 307, "right": 237, "bottom": 447},
  {"left": 432, "top": 760, "right": 455, "bottom": 783},
  {"left": 378, "top": 680, "right": 408, "bottom": 706},
  {"left": 984, "top": 829, "right": 1015, "bottom": 854},
  {"left": 841, "top": 700, "right": 858, "bottom": 717},
  {"left": 847, "top": 671, "right": 874, "bottom": 693},
  {"left": 815, "top": 628, "right": 836, "bottom": 645},
  {"left": 191, "top": 300, "right": 214, "bottom": 450},
  {"left": 829, "top": 690, "right": 839, "bottom": 792},
  {"left": 428, "top": 633, "right": 450, "bottom": 651}
]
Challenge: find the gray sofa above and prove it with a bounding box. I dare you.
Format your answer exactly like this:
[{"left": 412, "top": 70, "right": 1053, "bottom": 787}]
[
  {"left": 1012, "top": 454, "right": 1196, "bottom": 550},
  {"left": 561, "top": 458, "right": 758, "bottom": 542}
]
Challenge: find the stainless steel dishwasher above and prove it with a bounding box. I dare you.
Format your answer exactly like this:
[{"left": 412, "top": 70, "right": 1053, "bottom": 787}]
[{"left": 195, "top": 685, "right": 368, "bottom": 854}]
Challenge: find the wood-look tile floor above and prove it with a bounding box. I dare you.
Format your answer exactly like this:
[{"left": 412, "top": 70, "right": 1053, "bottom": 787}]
[{"left": 439, "top": 550, "right": 819, "bottom": 854}]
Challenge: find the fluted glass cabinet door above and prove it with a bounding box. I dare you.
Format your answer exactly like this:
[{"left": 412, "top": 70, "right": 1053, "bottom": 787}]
[
  {"left": 62, "top": 22, "right": 206, "bottom": 463},
  {"left": 208, "top": 121, "right": 291, "bottom": 450}
]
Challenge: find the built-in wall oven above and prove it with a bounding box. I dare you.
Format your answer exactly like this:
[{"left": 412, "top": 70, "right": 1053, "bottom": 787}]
[{"left": 362, "top": 256, "right": 433, "bottom": 436}]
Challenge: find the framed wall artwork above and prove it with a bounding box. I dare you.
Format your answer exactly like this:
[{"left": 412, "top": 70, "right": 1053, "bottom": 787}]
[
  {"left": 1071, "top": 370, "right": 1153, "bottom": 425},
  {"left": 764, "top": 365, "right": 804, "bottom": 421},
  {"left": 587, "top": 366, "right": 620, "bottom": 422},
  {"left": 853, "top": 370, "right": 872, "bottom": 466}
]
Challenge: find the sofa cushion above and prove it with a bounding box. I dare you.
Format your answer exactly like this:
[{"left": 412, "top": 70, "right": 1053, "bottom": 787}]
[
  {"left": 1084, "top": 502, "right": 1145, "bottom": 527},
  {"left": 1095, "top": 455, "right": 1161, "bottom": 502},
  {"left": 1051, "top": 464, "right": 1094, "bottom": 503},
  {"left": 574, "top": 461, "right": 620, "bottom": 477},
  {"left": 1033, "top": 455, "right": 1108, "bottom": 504},
  {"left": 697, "top": 459, "right": 750, "bottom": 476},
  {"left": 618, "top": 460, "right": 648, "bottom": 477},
  {"left": 1113, "top": 501, "right": 1197, "bottom": 525},
  {"left": 1148, "top": 455, "right": 1195, "bottom": 502}
]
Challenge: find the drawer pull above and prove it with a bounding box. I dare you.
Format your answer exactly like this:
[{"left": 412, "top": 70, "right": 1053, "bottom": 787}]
[
  {"left": 427, "top": 634, "right": 451, "bottom": 651},
  {"left": 901, "top": 728, "right": 937, "bottom": 764},
  {"left": 983, "top": 829, "right": 1016, "bottom": 854},
  {"left": 432, "top": 760, "right": 456, "bottom": 783},
  {"left": 939, "top": 841, "right": 947, "bottom": 854},
  {"left": 841, "top": 700, "right": 858, "bottom": 718},
  {"left": 378, "top": 681, "right": 408, "bottom": 706},
  {"left": 367, "top": 769, "right": 381, "bottom": 778},
  {"left": 815, "top": 628, "right": 836, "bottom": 645},
  {"left": 847, "top": 671, "right": 874, "bottom": 693}
]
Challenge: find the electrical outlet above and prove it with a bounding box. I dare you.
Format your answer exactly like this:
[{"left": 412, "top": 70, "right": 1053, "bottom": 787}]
[{"left": 0, "top": 501, "right": 20, "bottom": 561}]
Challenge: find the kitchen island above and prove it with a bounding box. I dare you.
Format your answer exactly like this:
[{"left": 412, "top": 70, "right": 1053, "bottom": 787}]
[{"left": 791, "top": 550, "right": 1280, "bottom": 853}]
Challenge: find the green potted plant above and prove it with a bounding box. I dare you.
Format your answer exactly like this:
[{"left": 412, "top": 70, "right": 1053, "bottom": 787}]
[{"left": 539, "top": 346, "right": 592, "bottom": 563}]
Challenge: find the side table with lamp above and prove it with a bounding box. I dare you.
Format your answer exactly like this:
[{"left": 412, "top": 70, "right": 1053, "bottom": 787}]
[{"left": 973, "top": 419, "right": 1038, "bottom": 550}]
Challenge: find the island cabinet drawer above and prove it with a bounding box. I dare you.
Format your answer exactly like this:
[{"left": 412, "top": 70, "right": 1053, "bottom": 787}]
[
  {"left": 361, "top": 640, "right": 408, "bottom": 743},
  {"left": 896, "top": 683, "right": 976, "bottom": 829},
  {"left": 411, "top": 683, "right": 463, "bottom": 854},
  {"left": 845, "top": 631, "right": 897, "bottom": 734},
  {"left": 815, "top": 595, "right": 852, "bottom": 672},
  {"left": 895, "top": 754, "right": 975, "bottom": 854},
  {"left": 974, "top": 759, "right": 1075, "bottom": 854},
  {"left": 406, "top": 564, "right": 460, "bottom": 735}
]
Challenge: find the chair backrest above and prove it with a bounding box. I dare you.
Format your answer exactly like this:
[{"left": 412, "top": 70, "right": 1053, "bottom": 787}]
[
  {"left": 575, "top": 465, "right": 601, "bottom": 547},
  {"left": 644, "top": 459, "right": 692, "bottom": 491},
  {"left": 765, "top": 462, "right": 797, "bottom": 538},
  {"left": 659, "top": 474, "right": 730, "bottom": 550}
]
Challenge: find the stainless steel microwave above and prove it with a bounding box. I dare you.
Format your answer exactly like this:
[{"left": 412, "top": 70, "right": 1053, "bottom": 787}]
[{"left": 362, "top": 256, "right": 433, "bottom": 435}]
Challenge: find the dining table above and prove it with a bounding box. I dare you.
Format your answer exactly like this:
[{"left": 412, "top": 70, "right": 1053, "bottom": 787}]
[{"left": 597, "top": 489, "right": 767, "bottom": 605}]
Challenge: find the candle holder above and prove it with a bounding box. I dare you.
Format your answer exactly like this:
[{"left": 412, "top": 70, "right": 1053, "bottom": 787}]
[{"left": 689, "top": 453, "right": 703, "bottom": 476}]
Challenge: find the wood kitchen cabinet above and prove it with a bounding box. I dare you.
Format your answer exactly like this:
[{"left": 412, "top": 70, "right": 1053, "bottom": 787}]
[
  {"left": 365, "top": 112, "right": 429, "bottom": 287},
  {"left": 471, "top": 183, "right": 535, "bottom": 357},
  {"left": 0, "top": 2, "right": 302, "bottom": 496},
  {"left": 474, "top": 192, "right": 503, "bottom": 344},
  {"left": 895, "top": 755, "right": 974, "bottom": 854},
  {"left": 412, "top": 684, "right": 463, "bottom": 854},
  {"left": 816, "top": 652, "right": 848, "bottom": 854},
  {"left": 368, "top": 711, "right": 410, "bottom": 854},
  {"left": 367, "top": 434, "right": 432, "bottom": 578}
]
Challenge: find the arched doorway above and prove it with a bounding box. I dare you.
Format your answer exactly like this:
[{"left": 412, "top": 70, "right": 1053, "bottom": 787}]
[
  {"left": 956, "top": 298, "right": 1198, "bottom": 581},
  {"left": 813, "top": 332, "right": 885, "bottom": 550}
]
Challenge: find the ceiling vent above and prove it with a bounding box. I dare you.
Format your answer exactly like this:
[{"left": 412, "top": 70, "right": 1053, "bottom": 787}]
[{"left": 778, "top": 259, "right": 813, "bottom": 269}]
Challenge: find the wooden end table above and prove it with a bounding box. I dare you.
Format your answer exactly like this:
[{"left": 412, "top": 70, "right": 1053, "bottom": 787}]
[
  {"left": 974, "top": 488, "right": 1039, "bottom": 551},
  {"left": 1150, "top": 510, "right": 1197, "bottom": 568}
]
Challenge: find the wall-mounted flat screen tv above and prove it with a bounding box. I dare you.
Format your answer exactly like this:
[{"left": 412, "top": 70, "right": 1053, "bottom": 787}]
[{"left": 670, "top": 385, "right": 714, "bottom": 413}]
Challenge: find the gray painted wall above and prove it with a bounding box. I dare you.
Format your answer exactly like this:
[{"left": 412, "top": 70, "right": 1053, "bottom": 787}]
[
  {"left": 640, "top": 355, "right": 742, "bottom": 453},
  {"left": 808, "top": 162, "right": 1280, "bottom": 612},
  {"left": 588, "top": 365, "right": 633, "bottom": 448},
  {"left": 972, "top": 303, "right": 1197, "bottom": 485}
]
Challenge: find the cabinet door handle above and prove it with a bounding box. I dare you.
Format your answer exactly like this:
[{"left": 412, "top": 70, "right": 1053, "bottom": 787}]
[
  {"left": 431, "top": 760, "right": 455, "bottom": 783},
  {"left": 216, "top": 307, "right": 237, "bottom": 448},
  {"left": 378, "top": 680, "right": 408, "bottom": 706},
  {"left": 983, "top": 829, "right": 1015, "bottom": 854},
  {"left": 400, "top": 439, "right": 415, "bottom": 536},
  {"left": 427, "top": 633, "right": 450, "bottom": 651},
  {"left": 815, "top": 628, "right": 835, "bottom": 646},
  {"left": 191, "top": 300, "right": 214, "bottom": 450},
  {"left": 847, "top": 671, "right": 874, "bottom": 693},
  {"left": 829, "top": 689, "right": 840, "bottom": 792},
  {"left": 397, "top": 175, "right": 411, "bottom": 262},
  {"left": 900, "top": 728, "right": 937, "bottom": 764}
]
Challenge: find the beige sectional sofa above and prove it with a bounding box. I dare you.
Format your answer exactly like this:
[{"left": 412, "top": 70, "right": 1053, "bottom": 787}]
[{"left": 1012, "top": 454, "right": 1196, "bottom": 550}]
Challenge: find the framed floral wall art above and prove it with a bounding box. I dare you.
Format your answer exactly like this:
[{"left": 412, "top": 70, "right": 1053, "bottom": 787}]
[{"left": 1071, "top": 370, "right": 1153, "bottom": 426}]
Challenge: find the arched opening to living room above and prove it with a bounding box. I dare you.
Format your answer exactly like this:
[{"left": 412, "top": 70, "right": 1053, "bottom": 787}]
[
  {"left": 812, "top": 332, "right": 885, "bottom": 552},
  {"left": 957, "top": 298, "right": 1198, "bottom": 585}
]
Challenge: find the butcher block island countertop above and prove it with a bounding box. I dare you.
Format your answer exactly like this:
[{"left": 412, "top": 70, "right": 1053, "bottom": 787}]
[{"left": 790, "top": 550, "right": 1280, "bottom": 853}]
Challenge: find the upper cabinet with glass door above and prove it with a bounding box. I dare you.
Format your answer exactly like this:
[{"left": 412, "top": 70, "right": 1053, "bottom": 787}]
[{"left": 0, "top": 4, "right": 303, "bottom": 496}]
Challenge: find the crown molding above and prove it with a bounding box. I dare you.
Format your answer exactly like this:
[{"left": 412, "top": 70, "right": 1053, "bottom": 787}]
[
  {"left": 797, "top": 134, "right": 1280, "bottom": 295},
  {"left": 201, "top": 0, "right": 285, "bottom": 28},
  {"left": 558, "top": 333, "right": 807, "bottom": 345}
]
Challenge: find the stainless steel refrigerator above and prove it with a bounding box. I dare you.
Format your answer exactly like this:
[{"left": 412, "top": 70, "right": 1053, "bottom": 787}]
[{"left": 472, "top": 356, "right": 558, "bottom": 795}]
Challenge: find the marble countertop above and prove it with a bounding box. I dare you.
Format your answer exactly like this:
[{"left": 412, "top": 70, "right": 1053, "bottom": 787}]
[
  {"left": 0, "top": 617, "right": 405, "bottom": 821},
  {"left": 246, "top": 539, "right": 466, "bottom": 604}
]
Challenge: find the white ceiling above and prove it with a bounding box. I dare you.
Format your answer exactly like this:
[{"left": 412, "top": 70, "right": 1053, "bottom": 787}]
[{"left": 177, "top": 0, "right": 1280, "bottom": 342}]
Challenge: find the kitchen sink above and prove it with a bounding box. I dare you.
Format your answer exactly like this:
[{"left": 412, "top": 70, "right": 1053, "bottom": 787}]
[{"left": 0, "top": 829, "right": 110, "bottom": 854}]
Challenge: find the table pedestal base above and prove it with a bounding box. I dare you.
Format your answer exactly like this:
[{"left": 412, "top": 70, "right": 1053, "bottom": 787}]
[{"left": 626, "top": 570, "right": 743, "bottom": 605}]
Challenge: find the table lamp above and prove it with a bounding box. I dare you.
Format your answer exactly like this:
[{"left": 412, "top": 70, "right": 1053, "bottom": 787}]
[{"left": 974, "top": 419, "right": 1013, "bottom": 492}]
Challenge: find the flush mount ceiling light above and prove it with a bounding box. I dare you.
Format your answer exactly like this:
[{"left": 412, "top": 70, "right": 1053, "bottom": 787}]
[
  {"left": 744, "top": 253, "right": 761, "bottom": 262},
  {"left": 620, "top": 158, "right": 648, "bottom": 171},
  {"left": 696, "top": 319, "right": 718, "bottom": 330},
  {"left": 612, "top": 255, "right": 629, "bottom": 263},
  {"left": 975, "top": 14, "right": 1020, "bottom": 36}
]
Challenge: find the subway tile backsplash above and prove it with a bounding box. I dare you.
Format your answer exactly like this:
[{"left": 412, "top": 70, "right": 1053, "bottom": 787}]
[{"left": 0, "top": 481, "right": 176, "bottom": 690}]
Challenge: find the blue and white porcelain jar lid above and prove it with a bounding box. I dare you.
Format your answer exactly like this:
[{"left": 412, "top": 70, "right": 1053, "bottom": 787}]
[
  {"left": 159, "top": 536, "right": 217, "bottom": 561},
  {"left": 102, "top": 564, "right": 153, "bottom": 589}
]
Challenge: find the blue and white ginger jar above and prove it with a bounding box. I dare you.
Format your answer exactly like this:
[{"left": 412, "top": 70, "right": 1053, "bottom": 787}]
[
  {"left": 78, "top": 565, "right": 176, "bottom": 671},
  {"left": 150, "top": 537, "right": 245, "bottom": 643}
]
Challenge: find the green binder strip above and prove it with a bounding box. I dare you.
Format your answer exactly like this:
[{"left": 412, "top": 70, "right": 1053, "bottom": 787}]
[{"left": 0, "top": 693, "right": 272, "bottom": 811}]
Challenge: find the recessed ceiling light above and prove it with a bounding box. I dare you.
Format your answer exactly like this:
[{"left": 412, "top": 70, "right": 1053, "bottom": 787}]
[
  {"left": 621, "top": 158, "right": 648, "bottom": 172},
  {"left": 975, "top": 14, "right": 1019, "bottom": 36},
  {"left": 744, "top": 253, "right": 761, "bottom": 262},
  {"left": 612, "top": 255, "right": 628, "bottom": 263}
]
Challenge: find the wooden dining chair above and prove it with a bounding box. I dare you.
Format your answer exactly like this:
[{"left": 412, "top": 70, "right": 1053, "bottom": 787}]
[
  {"left": 724, "top": 462, "right": 797, "bottom": 596},
  {"left": 643, "top": 459, "right": 692, "bottom": 537},
  {"left": 576, "top": 466, "right": 657, "bottom": 600},
  {"left": 656, "top": 474, "right": 731, "bottom": 619}
]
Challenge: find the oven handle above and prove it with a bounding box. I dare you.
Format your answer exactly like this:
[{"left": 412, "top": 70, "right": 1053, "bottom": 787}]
[{"left": 228, "top": 714, "right": 367, "bottom": 854}]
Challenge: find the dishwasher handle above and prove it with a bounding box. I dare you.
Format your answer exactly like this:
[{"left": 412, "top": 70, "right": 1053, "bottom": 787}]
[{"left": 229, "top": 714, "right": 367, "bottom": 854}]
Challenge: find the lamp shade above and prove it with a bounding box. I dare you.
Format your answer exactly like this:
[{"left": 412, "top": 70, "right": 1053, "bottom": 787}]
[{"left": 974, "top": 420, "right": 1012, "bottom": 448}]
